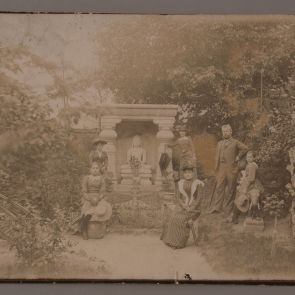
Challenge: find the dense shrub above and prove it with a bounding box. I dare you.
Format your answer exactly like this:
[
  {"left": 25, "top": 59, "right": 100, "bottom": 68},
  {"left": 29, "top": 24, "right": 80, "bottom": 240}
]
[{"left": 7, "top": 213, "right": 70, "bottom": 269}]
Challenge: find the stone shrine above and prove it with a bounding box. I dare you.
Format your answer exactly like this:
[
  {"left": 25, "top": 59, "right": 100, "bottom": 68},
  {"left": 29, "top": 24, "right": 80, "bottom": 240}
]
[{"left": 74, "top": 104, "right": 178, "bottom": 190}]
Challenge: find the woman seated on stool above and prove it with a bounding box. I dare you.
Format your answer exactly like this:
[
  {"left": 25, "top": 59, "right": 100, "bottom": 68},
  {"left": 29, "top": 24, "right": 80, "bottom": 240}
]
[
  {"left": 161, "top": 162, "right": 204, "bottom": 249},
  {"left": 231, "top": 150, "right": 264, "bottom": 224},
  {"left": 80, "top": 161, "right": 112, "bottom": 240}
]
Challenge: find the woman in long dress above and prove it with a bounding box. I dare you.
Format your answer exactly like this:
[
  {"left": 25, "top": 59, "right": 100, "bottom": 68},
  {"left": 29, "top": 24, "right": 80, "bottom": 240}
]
[
  {"left": 231, "top": 151, "right": 264, "bottom": 223},
  {"left": 161, "top": 163, "right": 204, "bottom": 249},
  {"left": 80, "top": 161, "right": 112, "bottom": 239}
]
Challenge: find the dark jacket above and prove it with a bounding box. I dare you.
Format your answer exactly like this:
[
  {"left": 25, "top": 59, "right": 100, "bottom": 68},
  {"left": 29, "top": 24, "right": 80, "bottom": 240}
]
[
  {"left": 215, "top": 137, "right": 248, "bottom": 172},
  {"left": 159, "top": 152, "right": 171, "bottom": 171}
]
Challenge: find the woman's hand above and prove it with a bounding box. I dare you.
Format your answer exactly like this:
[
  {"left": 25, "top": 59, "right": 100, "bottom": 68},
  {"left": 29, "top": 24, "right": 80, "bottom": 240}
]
[
  {"left": 196, "top": 179, "right": 205, "bottom": 187},
  {"left": 183, "top": 204, "right": 190, "bottom": 211}
]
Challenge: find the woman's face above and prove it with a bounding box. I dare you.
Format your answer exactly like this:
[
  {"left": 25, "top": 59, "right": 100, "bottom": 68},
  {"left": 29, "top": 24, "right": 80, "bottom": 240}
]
[
  {"left": 132, "top": 136, "right": 142, "bottom": 148},
  {"left": 96, "top": 143, "right": 103, "bottom": 152},
  {"left": 246, "top": 152, "right": 254, "bottom": 163},
  {"left": 90, "top": 163, "right": 100, "bottom": 176},
  {"left": 183, "top": 169, "right": 194, "bottom": 180},
  {"left": 179, "top": 131, "right": 186, "bottom": 138}
]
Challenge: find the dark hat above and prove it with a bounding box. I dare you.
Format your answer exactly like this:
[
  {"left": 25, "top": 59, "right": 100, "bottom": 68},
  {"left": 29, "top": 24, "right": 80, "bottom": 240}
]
[
  {"left": 92, "top": 137, "right": 107, "bottom": 145},
  {"left": 182, "top": 162, "right": 195, "bottom": 171}
]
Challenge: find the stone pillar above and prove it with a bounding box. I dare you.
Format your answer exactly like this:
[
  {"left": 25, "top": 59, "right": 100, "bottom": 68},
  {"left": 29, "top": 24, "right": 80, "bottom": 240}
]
[
  {"left": 154, "top": 118, "right": 175, "bottom": 186},
  {"left": 99, "top": 116, "right": 121, "bottom": 183}
]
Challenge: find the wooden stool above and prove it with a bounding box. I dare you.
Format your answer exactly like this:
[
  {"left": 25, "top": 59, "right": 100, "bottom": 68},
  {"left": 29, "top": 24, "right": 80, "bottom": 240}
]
[{"left": 87, "top": 221, "right": 107, "bottom": 239}]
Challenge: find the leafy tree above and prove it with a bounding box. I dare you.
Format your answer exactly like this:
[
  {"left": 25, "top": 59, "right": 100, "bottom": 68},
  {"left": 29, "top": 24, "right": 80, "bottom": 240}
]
[{"left": 95, "top": 16, "right": 295, "bottom": 137}]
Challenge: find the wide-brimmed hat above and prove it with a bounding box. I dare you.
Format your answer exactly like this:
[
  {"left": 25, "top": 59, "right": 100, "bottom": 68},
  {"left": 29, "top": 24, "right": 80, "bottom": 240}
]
[
  {"left": 92, "top": 137, "right": 107, "bottom": 146},
  {"left": 234, "top": 193, "right": 250, "bottom": 213},
  {"left": 92, "top": 199, "right": 112, "bottom": 222}
]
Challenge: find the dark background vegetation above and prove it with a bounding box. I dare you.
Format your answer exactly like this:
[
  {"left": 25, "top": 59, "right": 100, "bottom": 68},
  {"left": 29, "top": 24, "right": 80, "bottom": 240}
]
[{"left": 1, "top": 16, "right": 294, "bottom": 214}]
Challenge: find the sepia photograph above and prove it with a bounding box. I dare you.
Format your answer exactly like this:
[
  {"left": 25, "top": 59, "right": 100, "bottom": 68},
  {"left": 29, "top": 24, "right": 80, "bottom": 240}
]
[{"left": 0, "top": 13, "right": 295, "bottom": 281}]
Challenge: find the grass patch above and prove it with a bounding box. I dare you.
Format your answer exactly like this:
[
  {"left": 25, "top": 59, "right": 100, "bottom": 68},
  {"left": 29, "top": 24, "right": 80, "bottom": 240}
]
[{"left": 198, "top": 213, "right": 295, "bottom": 278}]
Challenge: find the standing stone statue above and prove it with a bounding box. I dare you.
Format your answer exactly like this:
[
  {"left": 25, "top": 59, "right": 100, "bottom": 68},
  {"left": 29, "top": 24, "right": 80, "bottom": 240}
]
[{"left": 209, "top": 124, "right": 248, "bottom": 214}]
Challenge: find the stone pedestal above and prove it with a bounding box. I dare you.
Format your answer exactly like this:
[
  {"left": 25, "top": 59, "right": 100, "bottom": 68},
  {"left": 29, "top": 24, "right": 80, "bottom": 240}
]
[
  {"left": 243, "top": 217, "right": 265, "bottom": 232},
  {"left": 120, "top": 164, "right": 152, "bottom": 185},
  {"left": 99, "top": 116, "right": 122, "bottom": 183}
]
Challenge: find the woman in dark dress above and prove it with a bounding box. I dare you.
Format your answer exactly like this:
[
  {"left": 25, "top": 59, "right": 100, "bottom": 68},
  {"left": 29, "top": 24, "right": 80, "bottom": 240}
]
[{"left": 161, "top": 163, "right": 204, "bottom": 249}]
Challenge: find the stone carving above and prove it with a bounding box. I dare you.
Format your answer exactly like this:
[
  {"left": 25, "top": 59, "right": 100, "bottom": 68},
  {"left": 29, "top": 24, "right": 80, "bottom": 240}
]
[
  {"left": 127, "top": 135, "right": 147, "bottom": 165},
  {"left": 79, "top": 104, "right": 178, "bottom": 189},
  {"left": 120, "top": 135, "right": 152, "bottom": 185}
]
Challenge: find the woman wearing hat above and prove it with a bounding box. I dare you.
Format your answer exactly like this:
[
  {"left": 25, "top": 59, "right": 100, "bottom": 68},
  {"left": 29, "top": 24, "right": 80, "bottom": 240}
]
[
  {"left": 80, "top": 161, "right": 112, "bottom": 239},
  {"left": 161, "top": 162, "right": 204, "bottom": 249},
  {"left": 89, "top": 137, "right": 108, "bottom": 174}
]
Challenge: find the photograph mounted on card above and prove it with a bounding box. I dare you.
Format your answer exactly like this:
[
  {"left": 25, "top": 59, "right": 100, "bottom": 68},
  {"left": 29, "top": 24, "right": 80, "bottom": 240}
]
[{"left": 0, "top": 13, "right": 295, "bottom": 281}]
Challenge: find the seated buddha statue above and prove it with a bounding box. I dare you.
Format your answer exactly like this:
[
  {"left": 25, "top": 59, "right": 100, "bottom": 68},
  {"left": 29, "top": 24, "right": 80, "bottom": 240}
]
[
  {"left": 120, "top": 135, "right": 152, "bottom": 185},
  {"left": 127, "top": 135, "right": 147, "bottom": 165}
]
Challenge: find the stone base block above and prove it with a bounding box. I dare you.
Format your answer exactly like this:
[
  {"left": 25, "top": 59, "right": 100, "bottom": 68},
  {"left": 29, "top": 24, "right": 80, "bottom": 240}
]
[
  {"left": 121, "top": 164, "right": 152, "bottom": 174},
  {"left": 121, "top": 173, "right": 152, "bottom": 178},
  {"left": 121, "top": 178, "right": 152, "bottom": 185},
  {"left": 115, "top": 184, "right": 160, "bottom": 192},
  {"left": 243, "top": 217, "right": 264, "bottom": 232}
]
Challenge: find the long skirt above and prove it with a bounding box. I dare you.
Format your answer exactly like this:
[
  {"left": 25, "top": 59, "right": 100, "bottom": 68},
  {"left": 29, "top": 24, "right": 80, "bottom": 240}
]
[
  {"left": 81, "top": 193, "right": 103, "bottom": 217},
  {"left": 162, "top": 209, "right": 198, "bottom": 249}
]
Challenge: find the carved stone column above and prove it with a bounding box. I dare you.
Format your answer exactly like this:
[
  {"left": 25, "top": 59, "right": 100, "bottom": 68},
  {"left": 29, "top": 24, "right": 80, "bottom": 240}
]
[
  {"left": 154, "top": 118, "right": 175, "bottom": 186},
  {"left": 99, "top": 116, "right": 121, "bottom": 183}
]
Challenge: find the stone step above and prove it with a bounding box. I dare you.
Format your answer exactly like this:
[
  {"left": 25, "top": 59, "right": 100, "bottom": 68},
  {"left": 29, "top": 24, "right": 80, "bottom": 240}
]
[
  {"left": 115, "top": 184, "right": 160, "bottom": 192},
  {"left": 121, "top": 173, "right": 152, "bottom": 177},
  {"left": 243, "top": 217, "right": 265, "bottom": 232},
  {"left": 121, "top": 169, "right": 152, "bottom": 174}
]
